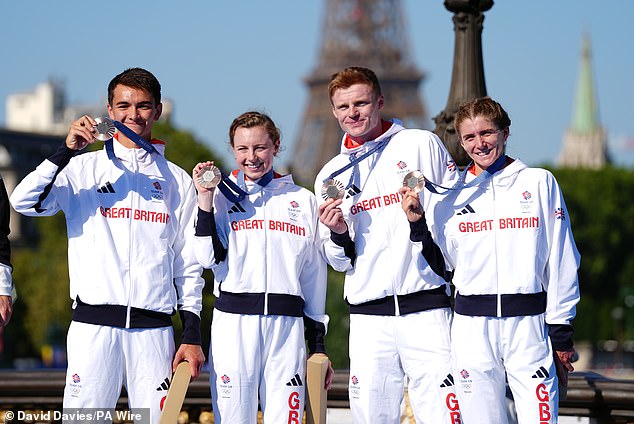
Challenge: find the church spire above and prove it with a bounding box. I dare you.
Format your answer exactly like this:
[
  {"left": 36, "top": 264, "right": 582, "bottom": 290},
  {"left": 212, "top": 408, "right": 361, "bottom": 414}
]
[
  {"left": 558, "top": 32, "right": 609, "bottom": 169},
  {"left": 571, "top": 33, "right": 599, "bottom": 133}
]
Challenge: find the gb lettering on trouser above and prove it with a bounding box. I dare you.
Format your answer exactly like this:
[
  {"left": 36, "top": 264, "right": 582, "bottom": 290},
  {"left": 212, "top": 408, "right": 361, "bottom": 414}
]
[
  {"left": 536, "top": 383, "right": 552, "bottom": 423},
  {"left": 445, "top": 392, "right": 462, "bottom": 424},
  {"left": 287, "top": 391, "right": 301, "bottom": 424}
]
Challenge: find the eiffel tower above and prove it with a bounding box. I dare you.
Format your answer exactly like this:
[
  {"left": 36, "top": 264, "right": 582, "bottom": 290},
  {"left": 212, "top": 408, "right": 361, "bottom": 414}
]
[{"left": 291, "top": 0, "right": 428, "bottom": 186}]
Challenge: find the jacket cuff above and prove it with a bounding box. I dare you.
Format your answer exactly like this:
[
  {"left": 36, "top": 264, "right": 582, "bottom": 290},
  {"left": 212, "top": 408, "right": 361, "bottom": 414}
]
[
  {"left": 49, "top": 143, "right": 76, "bottom": 168},
  {"left": 0, "top": 265, "right": 11, "bottom": 295},
  {"left": 409, "top": 218, "right": 431, "bottom": 243},
  {"left": 330, "top": 229, "right": 356, "bottom": 266},
  {"left": 304, "top": 316, "right": 327, "bottom": 355},
  {"left": 330, "top": 229, "right": 351, "bottom": 246},
  {"left": 548, "top": 323, "right": 574, "bottom": 350},
  {"left": 179, "top": 310, "right": 202, "bottom": 345},
  {"left": 195, "top": 208, "right": 214, "bottom": 236},
  {"left": 195, "top": 207, "right": 227, "bottom": 264},
  {"left": 409, "top": 218, "right": 452, "bottom": 282}
]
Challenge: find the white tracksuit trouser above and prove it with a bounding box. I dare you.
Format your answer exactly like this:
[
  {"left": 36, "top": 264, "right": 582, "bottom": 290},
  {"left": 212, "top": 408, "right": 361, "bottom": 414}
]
[
  {"left": 348, "top": 308, "right": 461, "bottom": 424},
  {"left": 63, "top": 321, "right": 175, "bottom": 424},
  {"left": 451, "top": 314, "right": 558, "bottom": 424},
  {"left": 209, "top": 309, "right": 307, "bottom": 424}
]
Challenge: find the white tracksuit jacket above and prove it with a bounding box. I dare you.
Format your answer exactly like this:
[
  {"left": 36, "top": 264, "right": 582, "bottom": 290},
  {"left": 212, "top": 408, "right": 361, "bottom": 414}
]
[
  {"left": 9, "top": 139, "right": 204, "bottom": 338},
  {"left": 314, "top": 120, "right": 458, "bottom": 307},
  {"left": 194, "top": 171, "right": 329, "bottom": 423},
  {"left": 426, "top": 159, "right": 580, "bottom": 344},
  {"left": 414, "top": 158, "right": 581, "bottom": 424},
  {"left": 193, "top": 171, "right": 328, "bottom": 349}
]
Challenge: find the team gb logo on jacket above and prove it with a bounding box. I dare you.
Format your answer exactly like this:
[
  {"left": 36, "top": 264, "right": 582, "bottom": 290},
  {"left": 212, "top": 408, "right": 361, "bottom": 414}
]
[
  {"left": 150, "top": 181, "right": 164, "bottom": 201},
  {"left": 288, "top": 200, "right": 301, "bottom": 221}
]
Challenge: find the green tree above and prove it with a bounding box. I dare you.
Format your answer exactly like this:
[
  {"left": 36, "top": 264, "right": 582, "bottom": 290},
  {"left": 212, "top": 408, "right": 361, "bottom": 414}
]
[
  {"left": 324, "top": 268, "right": 349, "bottom": 368},
  {"left": 13, "top": 213, "right": 72, "bottom": 348},
  {"left": 550, "top": 166, "right": 634, "bottom": 342},
  {"left": 153, "top": 120, "right": 226, "bottom": 173}
]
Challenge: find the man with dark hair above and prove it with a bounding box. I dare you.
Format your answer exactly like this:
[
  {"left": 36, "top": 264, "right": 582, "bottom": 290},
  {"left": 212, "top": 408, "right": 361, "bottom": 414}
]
[{"left": 10, "top": 67, "right": 205, "bottom": 422}]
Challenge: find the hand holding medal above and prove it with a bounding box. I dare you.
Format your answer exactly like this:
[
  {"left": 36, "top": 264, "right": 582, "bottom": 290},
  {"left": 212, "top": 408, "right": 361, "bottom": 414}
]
[
  {"left": 400, "top": 170, "right": 426, "bottom": 223},
  {"left": 193, "top": 161, "right": 221, "bottom": 212},
  {"left": 318, "top": 179, "right": 347, "bottom": 234},
  {"left": 67, "top": 115, "right": 101, "bottom": 151}
]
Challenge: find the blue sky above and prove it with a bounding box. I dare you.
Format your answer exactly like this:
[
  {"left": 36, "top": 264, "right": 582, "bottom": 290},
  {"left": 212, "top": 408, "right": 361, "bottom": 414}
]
[{"left": 1, "top": 1, "right": 633, "bottom": 169}]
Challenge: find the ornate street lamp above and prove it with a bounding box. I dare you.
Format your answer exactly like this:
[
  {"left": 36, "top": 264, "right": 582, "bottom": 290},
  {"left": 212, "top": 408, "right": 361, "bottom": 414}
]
[{"left": 433, "top": 0, "right": 494, "bottom": 167}]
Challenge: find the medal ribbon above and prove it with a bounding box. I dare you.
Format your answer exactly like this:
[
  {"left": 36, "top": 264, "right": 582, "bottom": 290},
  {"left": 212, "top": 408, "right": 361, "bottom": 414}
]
[
  {"left": 424, "top": 154, "right": 508, "bottom": 194},
  {"left": 322, "top": 140, "right": 388, "bottom": 187},
  {"left": 112, "top": 121, "right": 158, "bottom": 154},
  {"left": 217, "top": 169, "right": 274, "bottom": 203},
  {"left": 103, "top": 119, "right": 158, "bottom": 160}
]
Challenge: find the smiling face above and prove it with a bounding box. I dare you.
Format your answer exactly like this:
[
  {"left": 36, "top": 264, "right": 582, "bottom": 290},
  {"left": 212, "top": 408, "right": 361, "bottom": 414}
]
[
  {"left": 232, "top": 125, "right": 279, "bottom": 181},
  {"left": 458, "top": 116, "right": 509, "bottom": 175},
  {"left": 331, "top": 83, "right": 384, "bottom": 143},
  {"left": 107, "top": 84, "right": 161, "bottom": 145}
]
